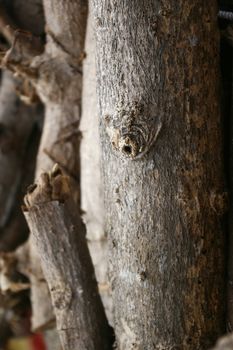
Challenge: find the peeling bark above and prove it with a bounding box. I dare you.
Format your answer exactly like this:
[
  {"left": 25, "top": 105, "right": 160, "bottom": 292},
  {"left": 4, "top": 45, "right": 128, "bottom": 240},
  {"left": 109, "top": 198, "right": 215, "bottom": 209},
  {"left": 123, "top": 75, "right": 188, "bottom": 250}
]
[
  {"left": 23, "top": 169, "right": 112, "bottom": 350},
  {"left": 92, "top": 1, "right": 226, "bottom": 349}
]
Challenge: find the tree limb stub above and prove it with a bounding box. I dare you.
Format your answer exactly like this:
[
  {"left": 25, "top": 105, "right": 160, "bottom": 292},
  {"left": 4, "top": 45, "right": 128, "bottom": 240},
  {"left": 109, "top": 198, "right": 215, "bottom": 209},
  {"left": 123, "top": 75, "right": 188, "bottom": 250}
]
[{"left": 23, "top": 166, "right": 113, "bottom": 350}]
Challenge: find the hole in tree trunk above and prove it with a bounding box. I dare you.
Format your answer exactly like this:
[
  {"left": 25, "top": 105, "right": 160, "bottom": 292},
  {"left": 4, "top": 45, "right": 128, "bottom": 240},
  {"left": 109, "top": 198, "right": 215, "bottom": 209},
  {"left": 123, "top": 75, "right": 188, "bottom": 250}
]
[{"left": 123, "top": 145, "right": 132, "bottom": 155}]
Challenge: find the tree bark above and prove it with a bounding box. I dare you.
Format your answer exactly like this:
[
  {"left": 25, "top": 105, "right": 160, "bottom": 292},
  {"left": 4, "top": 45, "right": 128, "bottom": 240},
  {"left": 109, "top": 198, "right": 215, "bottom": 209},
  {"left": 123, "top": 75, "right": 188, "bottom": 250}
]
[
  {"left": 0, "top": 0, "right": 88, "bottom": 335},
  {"left": 26, "top": 0, "right": 88, "bottom": 331},
  {"left": 80, "top": 9, "right": 112, "bottom": 323},
  {"left": 23, "top": 169, "right": 112, "bottom": 350},
  {"left": 92, "top": 1, "right": 226, "bottom": 349},
  {"left": 81, "top": 10, "right": 104, "bottom": 243}
]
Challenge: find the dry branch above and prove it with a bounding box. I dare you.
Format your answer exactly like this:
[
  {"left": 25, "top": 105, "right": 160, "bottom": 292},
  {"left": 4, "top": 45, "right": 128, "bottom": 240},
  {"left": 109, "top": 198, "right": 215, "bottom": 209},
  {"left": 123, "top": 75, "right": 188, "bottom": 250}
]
[
  {"left": 0, "top": 0, "right": 88, "bottom": 331},
  {"left": 23, "top": 167, "right": 113, "bottom": 350},
  {"left": 26, "top": 0, "right": 88, "bottom": 332}
]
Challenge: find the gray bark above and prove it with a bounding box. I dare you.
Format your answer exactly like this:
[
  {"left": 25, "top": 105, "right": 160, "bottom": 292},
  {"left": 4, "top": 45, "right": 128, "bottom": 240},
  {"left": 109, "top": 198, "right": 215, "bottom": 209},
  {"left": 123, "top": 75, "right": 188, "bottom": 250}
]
[
  {"left": 24, "top": 169, "right": 112, "bottom": 350},
  {"left": 26, "top": 0, "right": 88, "bottom": 331},
  {"left": 0, "top": 0, "right": 88, "bottom": 337},
  {"left": 80, "top": 10, "right": 112, "bottom": 323},
  {"left": 92, "top": 1, "right": 226, "bottom": 349},
  {"left": 81, "top": 12, "right": 104, "bottom": 243}
]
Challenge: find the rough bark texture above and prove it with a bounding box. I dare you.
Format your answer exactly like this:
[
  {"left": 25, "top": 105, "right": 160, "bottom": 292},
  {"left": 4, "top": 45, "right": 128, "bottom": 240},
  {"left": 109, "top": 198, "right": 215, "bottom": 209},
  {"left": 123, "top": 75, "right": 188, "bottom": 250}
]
[
  {"left": 26, "top": 0, "right": 88, "bottom": 331},
  {"left": 80, "top": 10, "right": 112, "bottom": 323},
  {"left": 92, "top": 1, "right": 226, "bottom": 349},
  {"left": 24, "top": 169, "right": 112, "bottom": 350},
  {"left": 0, "top": 0, "right": 88, "bottom": 336}
]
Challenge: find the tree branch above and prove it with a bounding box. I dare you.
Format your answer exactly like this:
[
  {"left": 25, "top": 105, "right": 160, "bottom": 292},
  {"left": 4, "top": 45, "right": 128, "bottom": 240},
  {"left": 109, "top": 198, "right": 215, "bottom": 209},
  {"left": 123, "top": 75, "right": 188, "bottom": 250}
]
[
  {"left": 23, "top": 166, "right": 113, "bottom": 350},
  {"left": 42, "top": 0, "right": 87, "bottom": 58},
  {"left": 25, "top": 0, "right": 88, "bottom": 333}
]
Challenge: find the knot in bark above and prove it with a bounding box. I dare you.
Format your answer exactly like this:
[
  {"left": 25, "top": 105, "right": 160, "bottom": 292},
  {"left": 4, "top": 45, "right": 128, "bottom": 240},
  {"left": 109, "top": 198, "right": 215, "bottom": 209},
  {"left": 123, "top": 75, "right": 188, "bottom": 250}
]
[
  {"left": 50, "top": 281, "right": 72, "bottom": 310},
  {"left": 105, "top": 101, "right": 162, "bottom": 160}
]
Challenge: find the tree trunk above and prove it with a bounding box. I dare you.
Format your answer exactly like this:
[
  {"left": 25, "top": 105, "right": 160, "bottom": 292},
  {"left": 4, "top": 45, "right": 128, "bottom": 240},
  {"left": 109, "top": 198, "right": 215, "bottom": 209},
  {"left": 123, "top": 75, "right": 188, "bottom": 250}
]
[{"left": 92, "top": 1, "right": 226, "bottom": 349}]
